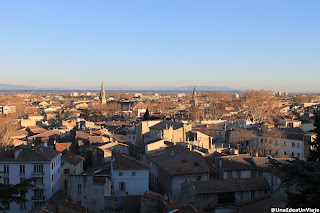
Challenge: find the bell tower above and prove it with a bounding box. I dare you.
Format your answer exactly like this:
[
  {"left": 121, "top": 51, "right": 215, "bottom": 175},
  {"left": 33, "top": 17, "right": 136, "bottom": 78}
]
[{"left": 100, "top": 82, "right": 106, "bottom": 104}]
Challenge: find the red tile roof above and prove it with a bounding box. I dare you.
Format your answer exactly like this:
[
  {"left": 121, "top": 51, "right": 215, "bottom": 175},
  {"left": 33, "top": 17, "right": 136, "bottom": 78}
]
[
  {"left": 29, "top": 130, "right": 60, "bottom": 139},
  {"left": 55, "top": 142, "right": 72, "bottom": 152},
  {"left": 62, "top": 152, "right": 84, "bottom": 165}
]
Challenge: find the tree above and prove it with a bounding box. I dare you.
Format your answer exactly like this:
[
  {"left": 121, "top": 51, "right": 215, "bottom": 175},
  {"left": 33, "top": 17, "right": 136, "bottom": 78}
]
[
  {"left": 0, "top": 178, "right": 35, "bottom": 211},
  {"left": 0, "top": 116, "right": 19, "bottom": 151},
  {"left": 308, "top": 110, "right": 320, "bottom": 162},
  {"left": 229, "top": 128, "right": 255, "bottom": 153},
  {"left": 143, "top": 108, "right": 150, "bottom": 121},
  {"left": 271, "top": 112, "right": 320, "bottom": 208},
  {"left": 240, "top": 90, "right": 279, "bottom": 123},
  {"left": 260, "top": 127, "right": 284, "bottom": 157},
  {"left": 271, "top": 159, "right": 320, "bottom": 208}
]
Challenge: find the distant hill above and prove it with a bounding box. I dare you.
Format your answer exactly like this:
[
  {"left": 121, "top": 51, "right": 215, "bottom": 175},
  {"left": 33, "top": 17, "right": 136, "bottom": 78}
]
[
  {"left": 150, "top": 86, "right": 244, "bottom": 92},
  {"left": 0, "top": 84, "right": 63, "bottom": 90},
  {"left": 0, "top": 84, "right": 244, "bottom": 92},
  {"left": 0, "top": 84, "right": 40, "bottom": 90}
]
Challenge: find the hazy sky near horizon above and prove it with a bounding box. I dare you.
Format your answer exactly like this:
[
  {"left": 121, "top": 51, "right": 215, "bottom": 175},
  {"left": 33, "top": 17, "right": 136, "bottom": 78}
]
[{"left": 0, "top": 1, "right": 319, "bottom": 91}]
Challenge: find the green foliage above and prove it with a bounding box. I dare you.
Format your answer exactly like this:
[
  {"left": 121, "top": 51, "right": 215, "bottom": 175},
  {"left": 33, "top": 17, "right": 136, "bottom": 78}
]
[
  {"left": 271, "top": 159, "right": 320, "bottom": 208},
  {"left": 0, "top": 178, "right": 35, "bottom": 210},
  {"left": 308, "top": 110, "right": 320, "bottom": 162}
]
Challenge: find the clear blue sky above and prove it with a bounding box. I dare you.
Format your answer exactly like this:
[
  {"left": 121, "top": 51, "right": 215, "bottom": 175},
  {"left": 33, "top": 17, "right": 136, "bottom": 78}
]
[{"left": 0, "top": 0, "right": 319, "bottom": 91}]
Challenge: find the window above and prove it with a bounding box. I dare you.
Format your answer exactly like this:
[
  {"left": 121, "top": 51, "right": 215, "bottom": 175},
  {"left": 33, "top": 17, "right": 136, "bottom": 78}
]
[
  {"left": 129, "top": 136, "right": 131, "bottom": 139},
  {"left": 52, "top": 175, "right": 54, "bottom": 181},
  {"left": 284, "top": 141, "right": 287, "bottom": 146},
  {"left": 34, "top": 189, "right": 44, "bottom": 198},
  {"left": 250, "top": 191, "right": 256, "bottom": 199},
  {"left": 260, "top": 139, "right": 263, "bottom": 144},
  {"left": 4, "top": 203, "right": 10, "bottom": 210},
  {"left": 205, "top": 194, "right": 208, "bottom": 201},
  {"left": 132, "top": 171, "right": 136, "bottom": 176},
  {"left": 64, "top": 180, "right": 68, "bottom": 189},
  {"left": 20, "top": 177, "right": 25, "bottom": 183},
  {"left": 34, "top": 202, "right": 44, "bottom": 209},
  {"left": 297, "top": 143, "right": 301, "bottom": 148},
  {"left": 119, "top": 182, "right": 126, "bottom": 191},
  {"left": 35, "top": 177, "right": 44, "bottom": 185},
  {"left": 292, "top": 152, "right": 294, "bottom": 157},
  {"left": 284, "top": 151, "right": 287, "bottom": 156},
  {"left": 3, "top": 178, "right": 9, "bottom": 184},
  {"left": 292, "top": 142, "right": 295, "bottom": 148},
  {"left": 227, "top": 171, "right": 232, "bottom": 179},
  {"left": 236, "top": 171, "right": 241, "bottom": 178},
  {"left": 119, "top": 172, "right": 123, "bottom": 176},
  {"left": 20, "top": 165, "right": 25, "bottom": 175},
  {"left": 297, "top": 153, "right": 301, "bottom": 158},
  {"left": 52, "top": 162, "right": 54, "bottom": 169},
  {"left": 34, "top": 165, "right": 43, "bottom": 174},
  {"left": 133, "top": 136, "right": 135, "bottom": 139},
  {"left": 197, "top": 176, "right": 201, "bottom": 181},
  {"left": 4, "top": 165, "right": 9, "bottom": 174},
  {"left": 77, "top": 184, "right": 82, "bottom": 194},
  {"left": 20, "top": 202, "right": 26, "bottom": 210},
  {"left": 64, "top": 169, "right": 70, "bottom": 174}
]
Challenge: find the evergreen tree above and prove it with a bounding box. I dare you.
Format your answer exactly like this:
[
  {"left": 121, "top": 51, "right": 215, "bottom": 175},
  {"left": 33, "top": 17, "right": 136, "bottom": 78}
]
[
  {"left": 271, "top": 159, "right": 320, "bottom": 208},
  {"left": 0, "top": 178, "right": 35, "bottom": 211},
  {"left": 308, "top": 110, "right": 320, "bottom": 162},
  {"left": 143, "top": 108, "right": 150, "bottom": 121}
]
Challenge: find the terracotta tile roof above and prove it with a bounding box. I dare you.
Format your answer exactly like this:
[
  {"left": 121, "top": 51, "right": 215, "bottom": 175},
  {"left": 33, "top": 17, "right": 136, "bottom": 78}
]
[
  {"left": 64, "top": 201, "right": 87, "bottom": 213},
  {"left": 143, "top": 190, "right": 200, "bottom": 213},
  {"left": 218, "top": 154, "right": 257, "bottom": 171},
  {"left": 55, "top": 142, "right": 72, "bottom": 152},
  {"left": 112, "top": 152, "right": 149, "bottom": 170},
  {"left": 29, "top": 130, "right": 60, "bottom": 139},
  {"left": 147, "top": 146, "right": 209, "bottom": 175},
  {"left": 191, "top": 177, "right": 270, "bottom": 194},
  {"left": 237, "top": 194, "right": 287, "bottom": 213},
  {"left": 88, "top": 136, "right": 104, "bottom": 144},
  {"left": 27, "top": 126, "right": 48, "bottom": 135},
  {"left": 62, "top": 152, "right": 84, "bottom": 165},
  {"left": 76, "top": 131, "right": 91, "bottom": 140},
  {"left": 28, "top": 114, "right": 43, "bottom": 117}
]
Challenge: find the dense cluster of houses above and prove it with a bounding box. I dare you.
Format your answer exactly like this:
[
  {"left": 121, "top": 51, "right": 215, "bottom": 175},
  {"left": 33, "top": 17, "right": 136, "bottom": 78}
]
[{"left": 0, "top": 86, "right": 319, "bottom": 212}]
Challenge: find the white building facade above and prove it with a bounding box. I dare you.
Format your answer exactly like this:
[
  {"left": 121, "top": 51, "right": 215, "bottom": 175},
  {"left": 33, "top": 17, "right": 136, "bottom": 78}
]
[{"left": 0, "top": 147, "right": 61, "bottom": 212}]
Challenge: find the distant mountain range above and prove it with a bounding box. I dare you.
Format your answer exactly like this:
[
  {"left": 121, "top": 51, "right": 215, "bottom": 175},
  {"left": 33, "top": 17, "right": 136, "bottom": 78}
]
[
  {"left": 0, "top": 84, "right": 243, "bottom": 92},
  {"left": 0, "top": 84, "right": 62, "bottom": 91},
  {"left": 149, "top": 86, "right": 242, "bottom": 91}
]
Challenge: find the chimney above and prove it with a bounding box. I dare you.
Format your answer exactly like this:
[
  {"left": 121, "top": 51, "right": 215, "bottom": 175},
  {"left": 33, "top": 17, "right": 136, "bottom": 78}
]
[{"left": 14, "top": 148, "right": 22, "bottom": 159}]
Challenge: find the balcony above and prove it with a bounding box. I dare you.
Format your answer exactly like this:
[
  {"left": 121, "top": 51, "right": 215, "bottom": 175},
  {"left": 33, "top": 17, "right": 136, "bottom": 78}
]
[
  {"left": 33, "top": 184, "right": 46, "bottom": 189},
  {"left": 32, "top": 196, "right": 45, "bottom": 200},
  {"left": 31, "top": 171, "right": 45, "bottom": 177}
]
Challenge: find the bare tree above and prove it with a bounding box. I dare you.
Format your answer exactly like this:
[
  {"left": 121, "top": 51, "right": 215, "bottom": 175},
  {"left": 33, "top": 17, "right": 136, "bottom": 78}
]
[
  {"left": 0, "top": 115, "right": 19, "bottom": 150},
  {"left": 229, "top": 128, "right": 255, "bottom": 152},
  {"left": 240, "top": 90, "right": 280, "bottom": 123},
  {"left": 260, "top": 127, "right": 285, "bottom": 157}
]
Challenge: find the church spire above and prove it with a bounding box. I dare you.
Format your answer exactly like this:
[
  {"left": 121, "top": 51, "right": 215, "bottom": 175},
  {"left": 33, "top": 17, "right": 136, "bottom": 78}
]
[{"left": 100, "top": 82, "right": 106, "bottom": 103}]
